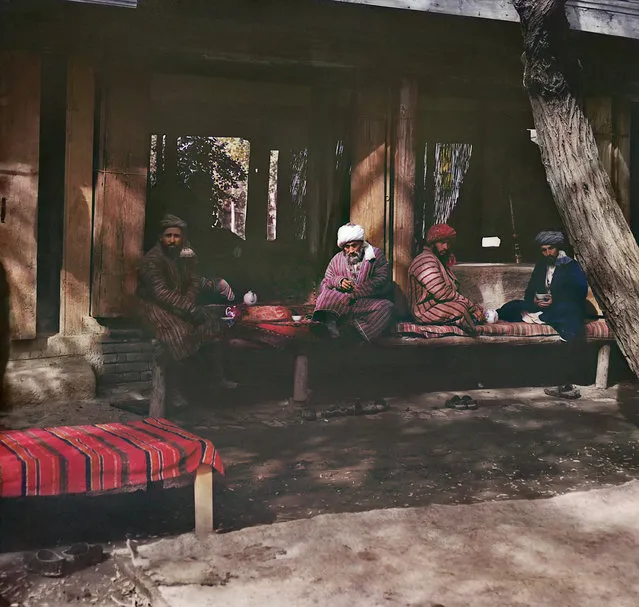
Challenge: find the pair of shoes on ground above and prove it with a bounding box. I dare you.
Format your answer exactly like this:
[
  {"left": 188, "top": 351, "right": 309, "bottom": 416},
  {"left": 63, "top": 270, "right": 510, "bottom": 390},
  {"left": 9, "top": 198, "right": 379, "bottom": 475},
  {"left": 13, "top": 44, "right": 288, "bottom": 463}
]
[
  {"left": 301, "top": 399, "right": 390, "bottom": 421},
  {"left": 445, "top": 395, "right": 478, "bottom": 410},
  {"left": 24, "top": 542, "right": 103, "bottom": 577},
  {"left": 544, "top": 384, "right": 581, "bottom": 399}
]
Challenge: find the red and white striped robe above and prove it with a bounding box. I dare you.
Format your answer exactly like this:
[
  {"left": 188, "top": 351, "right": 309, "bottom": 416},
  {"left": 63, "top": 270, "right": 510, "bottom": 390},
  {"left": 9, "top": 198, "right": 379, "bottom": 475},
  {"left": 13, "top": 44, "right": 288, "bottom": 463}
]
[
  {"left": 408, "top": 248, "right": 483, "bottom": 332},
  {"left": 314, "top": 246, "right": 393, "bottom": 341},
  {"left": 138, "top": 244, "right": 222, "bottom": 361}
]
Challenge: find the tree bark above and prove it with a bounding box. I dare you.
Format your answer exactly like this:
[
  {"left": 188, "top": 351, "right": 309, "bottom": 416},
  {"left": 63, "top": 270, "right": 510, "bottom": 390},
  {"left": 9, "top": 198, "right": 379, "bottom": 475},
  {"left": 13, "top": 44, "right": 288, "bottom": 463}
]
[{"left": 512, "top": 0, "right": 639, "bottom": 377}]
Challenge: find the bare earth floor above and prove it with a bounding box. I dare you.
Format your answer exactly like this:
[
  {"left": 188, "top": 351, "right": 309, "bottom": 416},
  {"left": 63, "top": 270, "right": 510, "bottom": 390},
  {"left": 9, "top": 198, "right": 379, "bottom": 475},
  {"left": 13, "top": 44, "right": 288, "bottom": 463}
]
[{"left": 1, "top": 366, "right": 639, "bottom": 605}]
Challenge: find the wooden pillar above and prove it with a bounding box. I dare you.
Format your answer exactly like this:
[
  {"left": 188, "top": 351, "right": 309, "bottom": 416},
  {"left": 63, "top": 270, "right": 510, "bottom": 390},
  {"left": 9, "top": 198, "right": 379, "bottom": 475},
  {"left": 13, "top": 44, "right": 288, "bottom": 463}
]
[
  {"left": 392, "top": 79, "right": 418, "bottom": 298},
  {"left": 276, "top": 148, "right": 294, "bottom": 242},
  {"left": 350, "top": 87, "right": 389, "bottom": 250},
  {"left": 194, "top": 464, "right": 214, "bottom": 538},
  {"left": 245, "top": 138, "right": 270, "bottom": 241},
  {"left": 595, "top": 343, "right": 611, "bottom": 390},
  {"left": 60, "top": 58, "right": 95, "bottom": 335},
  {"left": 92, "top": 70, "right": 149, "bottom": 317},
  {"left": 0, "top": 51, "right": 41, "bottom": 340},
  {"left": 586, "top": 97, "right": 631, "bottom": 223}
]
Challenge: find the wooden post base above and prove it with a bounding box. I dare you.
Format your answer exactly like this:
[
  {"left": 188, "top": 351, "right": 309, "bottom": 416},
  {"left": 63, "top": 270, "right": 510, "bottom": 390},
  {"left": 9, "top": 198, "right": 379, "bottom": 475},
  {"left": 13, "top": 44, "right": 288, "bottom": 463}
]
[
  {"left": 149, "top": 340, "right": 166, "bottom": 418},
  {"left": 293, "top": 353, "right": 309, "bottom": 403},
  {"left": 194, "top": 464, "right": 213, "bottom": 538},
  {"left": 595, "top": 343, "right": 611, "bottom": 389}
]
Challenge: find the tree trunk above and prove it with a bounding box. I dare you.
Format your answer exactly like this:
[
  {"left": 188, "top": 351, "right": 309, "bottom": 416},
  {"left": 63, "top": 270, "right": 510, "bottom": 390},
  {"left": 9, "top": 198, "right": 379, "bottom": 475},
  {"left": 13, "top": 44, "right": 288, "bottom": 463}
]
[{"left": 511, "top": 0, "right": 639, "bottom": 377}]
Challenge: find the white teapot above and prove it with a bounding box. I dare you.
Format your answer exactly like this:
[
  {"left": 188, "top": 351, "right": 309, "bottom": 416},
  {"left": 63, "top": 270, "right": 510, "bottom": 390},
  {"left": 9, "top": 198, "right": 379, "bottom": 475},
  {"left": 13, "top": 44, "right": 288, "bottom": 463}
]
[{"left": 243, "top": 290, "right": 258, "bottom": 306}]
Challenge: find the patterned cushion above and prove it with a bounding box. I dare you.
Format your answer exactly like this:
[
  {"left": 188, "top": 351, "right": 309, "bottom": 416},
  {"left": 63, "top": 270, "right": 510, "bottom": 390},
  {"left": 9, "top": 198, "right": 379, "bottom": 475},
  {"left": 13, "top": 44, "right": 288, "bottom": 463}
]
[
  {"left": 474, "top": 321, "right": 558, "bottom": 337},
  {"left": 393, "top": 322, "right": 468, "bottom": 338},
  {"left": 585, "top": 318, "right": 611, "bottom": 339},
  {"left": 241, "top": 305, "right": 293, "bottom": 323},
  {"left": 394, "top": 319, "right": 612, "bottom": 340}
]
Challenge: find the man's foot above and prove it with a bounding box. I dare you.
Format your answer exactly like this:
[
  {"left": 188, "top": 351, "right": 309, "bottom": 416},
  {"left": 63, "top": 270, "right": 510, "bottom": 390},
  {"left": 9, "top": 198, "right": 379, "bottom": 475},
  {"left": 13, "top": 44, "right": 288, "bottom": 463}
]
[
  {"left": 544, "top": 384, "right": 581, "bottom": 399},
  {"left": 326, "top": 319, "right": 340, "bottom": 339}
]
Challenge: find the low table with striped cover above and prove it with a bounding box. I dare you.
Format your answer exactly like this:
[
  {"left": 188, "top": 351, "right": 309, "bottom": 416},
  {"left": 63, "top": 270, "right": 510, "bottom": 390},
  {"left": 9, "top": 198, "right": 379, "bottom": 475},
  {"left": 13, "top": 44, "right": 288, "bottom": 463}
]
[{"left": 0, "top": 418, "right": 224, "bottom": 537}]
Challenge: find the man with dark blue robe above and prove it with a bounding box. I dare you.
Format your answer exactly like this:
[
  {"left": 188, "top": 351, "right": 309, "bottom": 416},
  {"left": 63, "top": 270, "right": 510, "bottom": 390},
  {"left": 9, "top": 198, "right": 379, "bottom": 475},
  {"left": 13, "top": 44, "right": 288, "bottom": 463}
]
[{"left": 497, "top": 231, "right": 588, "bottom": 399}]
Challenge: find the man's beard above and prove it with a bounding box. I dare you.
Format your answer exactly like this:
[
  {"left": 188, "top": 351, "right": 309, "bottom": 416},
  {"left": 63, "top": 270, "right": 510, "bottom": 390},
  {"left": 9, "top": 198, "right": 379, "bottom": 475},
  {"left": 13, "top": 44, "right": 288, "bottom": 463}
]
[
  {"left": 544, "top": 255, "right": 557, "bottom": 266},
  {"left": 347, "top": 250, "right": 364, "bottom": 265},
  {"left": 162, "top": 243, "right": 181, "bottom": 258},
  {"left": 434, "top": 249, "right": 450, "bottom": 264}
]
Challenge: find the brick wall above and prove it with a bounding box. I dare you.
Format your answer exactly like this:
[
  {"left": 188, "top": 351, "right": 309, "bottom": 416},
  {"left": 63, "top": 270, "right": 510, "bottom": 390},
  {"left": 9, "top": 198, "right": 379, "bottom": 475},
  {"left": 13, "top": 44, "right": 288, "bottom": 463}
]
[{"left": 97, "top": 329, "right": 154, "bottom": 397}]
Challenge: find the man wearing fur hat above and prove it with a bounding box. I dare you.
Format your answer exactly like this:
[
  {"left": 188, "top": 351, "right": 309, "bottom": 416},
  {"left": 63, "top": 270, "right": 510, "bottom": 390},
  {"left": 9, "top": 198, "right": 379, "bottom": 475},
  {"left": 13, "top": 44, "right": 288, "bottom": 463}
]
[
  {"left": 408, "top": 224, "right": 487, "bottom": 333},
  {"left": 138, "top": 214, "right": 236, "bottom": 406},
  {"left": 497, "top": 230, "right": 588, "bottom": 399},
  {"left": 312, "top": 223, "right": 393, "bottom": 341}
]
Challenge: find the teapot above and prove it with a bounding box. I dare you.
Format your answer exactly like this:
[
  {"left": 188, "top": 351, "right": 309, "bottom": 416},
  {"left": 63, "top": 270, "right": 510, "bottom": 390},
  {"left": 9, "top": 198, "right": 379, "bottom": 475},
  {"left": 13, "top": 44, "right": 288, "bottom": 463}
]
[{"left": 243, "top": 290, "right": 258, "bottom": 306}]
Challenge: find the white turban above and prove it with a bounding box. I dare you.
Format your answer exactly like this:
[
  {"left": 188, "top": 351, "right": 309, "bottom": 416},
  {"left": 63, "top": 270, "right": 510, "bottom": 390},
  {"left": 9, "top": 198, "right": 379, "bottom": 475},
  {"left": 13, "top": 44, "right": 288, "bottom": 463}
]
[{"left": 337, "top": 223, "right": 365, "bottom": 248}]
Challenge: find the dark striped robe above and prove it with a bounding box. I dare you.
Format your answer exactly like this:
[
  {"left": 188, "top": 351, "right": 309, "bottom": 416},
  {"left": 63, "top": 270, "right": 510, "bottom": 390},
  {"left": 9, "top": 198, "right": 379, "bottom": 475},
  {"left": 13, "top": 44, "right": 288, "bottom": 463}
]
[
  {"left": 408, "top": 248, "right": 483, "bottom": 332},
  {"left": 138, "top": 244, "right": 221, "bottom": 361},
  {"left": 313, "top": 247, "right": 393, "bottom": 341}
]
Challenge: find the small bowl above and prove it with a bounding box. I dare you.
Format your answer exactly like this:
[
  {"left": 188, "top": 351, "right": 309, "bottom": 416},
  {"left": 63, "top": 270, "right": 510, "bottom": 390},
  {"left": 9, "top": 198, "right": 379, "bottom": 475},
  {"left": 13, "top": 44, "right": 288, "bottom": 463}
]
[{"left": 291, "top": 315, "right": 302, "bottom": 322}]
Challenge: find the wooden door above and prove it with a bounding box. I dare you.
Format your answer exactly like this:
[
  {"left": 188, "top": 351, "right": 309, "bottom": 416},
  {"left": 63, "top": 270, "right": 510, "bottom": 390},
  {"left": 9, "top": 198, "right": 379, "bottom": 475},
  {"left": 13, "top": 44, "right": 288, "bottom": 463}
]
[
  {"left": 0, "top": 51, "right": 40, "bottom": 339},
  {"left": 91, "top": 70, "right": 149, "bottom": 317}
]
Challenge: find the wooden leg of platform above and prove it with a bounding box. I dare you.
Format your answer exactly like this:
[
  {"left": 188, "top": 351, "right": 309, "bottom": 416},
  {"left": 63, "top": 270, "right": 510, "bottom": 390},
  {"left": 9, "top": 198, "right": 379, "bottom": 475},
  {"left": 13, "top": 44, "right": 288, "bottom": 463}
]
[
  {"left": 293, "top": 353, "right": 308, "bottom": 403},
  {"left": 194, "top": 464, "right": 213, "bottom": 538},
  {"left": 595, "top": 343, "right": 611, "bottom": 390},
  {"left": 149, "top": 341, "right": 166, "bottom": 418}
]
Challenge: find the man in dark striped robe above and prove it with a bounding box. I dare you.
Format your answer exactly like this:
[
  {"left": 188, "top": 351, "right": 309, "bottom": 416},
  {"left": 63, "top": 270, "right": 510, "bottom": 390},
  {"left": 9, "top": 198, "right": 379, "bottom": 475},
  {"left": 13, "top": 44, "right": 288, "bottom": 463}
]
[
  {"left": 408, "top": 224, "right": 485, "bottom": 333},
  {"left": 138, "top": 215, "right": 235, "bottom": 406},
  {"left": 313, "top": 223, "right": 393, "bottom": 342}
]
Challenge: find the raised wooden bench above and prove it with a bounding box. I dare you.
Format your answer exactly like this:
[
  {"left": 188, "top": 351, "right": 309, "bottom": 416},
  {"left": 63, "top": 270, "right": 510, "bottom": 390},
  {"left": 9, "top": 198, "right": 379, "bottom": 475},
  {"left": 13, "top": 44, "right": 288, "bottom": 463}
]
[{"left": 0, "top": 418, "right": 224, "bottom": 538}]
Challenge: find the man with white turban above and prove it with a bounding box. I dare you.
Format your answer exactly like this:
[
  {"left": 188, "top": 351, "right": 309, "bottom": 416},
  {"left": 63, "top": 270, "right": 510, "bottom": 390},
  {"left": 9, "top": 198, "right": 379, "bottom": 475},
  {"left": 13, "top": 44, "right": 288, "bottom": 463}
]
[
  {"left": 497, "top": 230, "right": 589, "bottom": 398},
  {"left": 312, "top": 223, "right": 393, "bottom": 341}
]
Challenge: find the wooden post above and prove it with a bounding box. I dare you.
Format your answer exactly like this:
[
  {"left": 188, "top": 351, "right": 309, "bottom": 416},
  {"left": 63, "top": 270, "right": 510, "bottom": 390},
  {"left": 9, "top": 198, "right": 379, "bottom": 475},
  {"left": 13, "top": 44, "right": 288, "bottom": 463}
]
[
  {"left": 293, "top": 353, "right": 308, "bottom": 403},
  {"left": 276, "top": 148, "right": 294, "bottom": 241},
  {"left": 350, "top": 87, "right": 389, "bottom": 249},
  {"left": 194, "top": 464, "right": 214, "bottom": 538},
  {"left": 614, "top": 99, "right": 631, "bottom": 223},
  {"left": 149, "top": 341, "right": 166, "bottom": 418},
  {"left": 595, "top": 343, "right": 611, "bottom": 390},
  {"left": 60, "top": 58, "right": 95, "bottom": 335},
  {"left": 0, "top": 51, "right": 41, "bottom": 340},
  {"left": 245, "top": 138, "right": 270, "bottom": 241},
  {"left": 92, "top": 70, "right": 149, "bottom": 317},
  {"left": 392, "top": 79, "right": 418, "bottom": 298}
]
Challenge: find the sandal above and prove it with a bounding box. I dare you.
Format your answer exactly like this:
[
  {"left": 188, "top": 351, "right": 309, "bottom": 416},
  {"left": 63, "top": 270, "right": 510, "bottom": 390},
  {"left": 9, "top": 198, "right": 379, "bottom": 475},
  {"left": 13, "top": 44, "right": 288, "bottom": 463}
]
[
  {"left": 460, "top": 395, "right": 478, "bottom": 410},
  {"left": 61, "top": 543, "right": 104, "bottom": 568},
  {"left": 25, "top": 549, "right": 67, "bottom": 578},
  {"left": 359, "top": 399, "right": 390, "bottom": 415},
  {"left": 445, "top": 395, "right": 463, "bottom": 409}
]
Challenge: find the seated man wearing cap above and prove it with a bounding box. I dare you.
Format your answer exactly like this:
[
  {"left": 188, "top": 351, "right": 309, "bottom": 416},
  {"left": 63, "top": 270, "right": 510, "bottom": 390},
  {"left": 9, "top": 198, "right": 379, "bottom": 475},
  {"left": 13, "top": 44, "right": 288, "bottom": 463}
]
[
  {"left": 497, "top": 230, "right": 588, "bottom": 399},
  {"left": 408, "top": 224, "right": 487, "bottom": 333},
  {"left": 138, "top": 214, "right": 236, "bottom": 406},
  {"left": 312, "top": 223, "right": 393, "bottom": 342}
]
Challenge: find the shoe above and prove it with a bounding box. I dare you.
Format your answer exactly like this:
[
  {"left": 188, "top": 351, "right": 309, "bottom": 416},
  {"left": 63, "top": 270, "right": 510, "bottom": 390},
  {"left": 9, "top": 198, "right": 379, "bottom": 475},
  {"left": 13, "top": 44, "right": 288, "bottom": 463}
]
[
  {"left": 25, "top": 550, "right": 67, "bottom": 578},
  {"left": 544, "top": 384, "right": 581, "bottom": 399},
  {"left": 61, "top": 543, "right": 104, "bottom": 568}
]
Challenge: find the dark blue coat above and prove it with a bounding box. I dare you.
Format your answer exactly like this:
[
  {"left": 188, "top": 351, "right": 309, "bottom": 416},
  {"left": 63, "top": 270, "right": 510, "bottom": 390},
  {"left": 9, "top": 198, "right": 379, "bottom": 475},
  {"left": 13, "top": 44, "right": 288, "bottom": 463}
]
[{"left": 498, "top": 256, "right": 588, "bottom": 341}]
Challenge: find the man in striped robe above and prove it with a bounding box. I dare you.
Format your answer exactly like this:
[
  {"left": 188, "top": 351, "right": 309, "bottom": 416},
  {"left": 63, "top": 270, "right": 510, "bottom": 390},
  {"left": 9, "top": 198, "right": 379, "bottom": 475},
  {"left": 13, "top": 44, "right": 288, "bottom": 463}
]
[
  {"left": 138, "top": 215, "right": 235, "bottom": 406},
  {"left": 408, "top": 224, "right": 485, "bottom": 333},
  {"left": 312, "top": 223, "right": 393, "bottom": 342}
]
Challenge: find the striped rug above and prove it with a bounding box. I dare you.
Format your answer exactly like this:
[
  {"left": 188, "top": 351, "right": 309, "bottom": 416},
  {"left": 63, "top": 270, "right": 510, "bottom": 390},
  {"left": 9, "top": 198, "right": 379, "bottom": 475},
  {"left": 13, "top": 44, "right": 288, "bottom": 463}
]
[{"left": 0, "top": 418, "right": 223, "bottom": 498}]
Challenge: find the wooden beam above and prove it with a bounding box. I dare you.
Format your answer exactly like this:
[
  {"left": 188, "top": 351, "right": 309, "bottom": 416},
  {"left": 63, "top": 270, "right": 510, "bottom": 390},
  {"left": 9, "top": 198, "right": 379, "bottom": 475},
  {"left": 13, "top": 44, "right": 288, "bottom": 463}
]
[
  {"left": 331, "top": 0, "right": 639, "bottom": 40},
  {"left": 350, "top": 87, "right": 389, "bottom": 250},
  {"left": 91, "top": 69, "right": 149, "bottom": 317},
  {"left": 0, "top": 51, "right": 41, "bottom": 340},
  {"left": 392, "top": 79, "right": 418, "bottom": 299},
  {"left": 61, "top": 58, "right": 95, "bottom": 335},
  {"left": 194, "top": 464, "right": 214, "bottom": 538}
]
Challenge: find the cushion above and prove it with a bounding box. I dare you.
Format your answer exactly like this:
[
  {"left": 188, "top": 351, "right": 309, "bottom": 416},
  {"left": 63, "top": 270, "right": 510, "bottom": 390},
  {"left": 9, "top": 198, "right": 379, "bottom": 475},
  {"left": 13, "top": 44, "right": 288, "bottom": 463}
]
[{"left": 393, "top": 322, "right": 467, "bottom": 339}]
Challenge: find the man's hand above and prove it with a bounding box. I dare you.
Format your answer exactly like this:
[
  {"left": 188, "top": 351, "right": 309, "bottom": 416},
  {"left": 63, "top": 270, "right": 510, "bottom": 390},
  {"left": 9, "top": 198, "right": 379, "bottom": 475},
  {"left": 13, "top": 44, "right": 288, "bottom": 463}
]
[
  {"left": 534, "top": 295, "right": 553, "bottom": 308},
  {"left": 339, "top": 278, "right": 355, "bottom": 292}
]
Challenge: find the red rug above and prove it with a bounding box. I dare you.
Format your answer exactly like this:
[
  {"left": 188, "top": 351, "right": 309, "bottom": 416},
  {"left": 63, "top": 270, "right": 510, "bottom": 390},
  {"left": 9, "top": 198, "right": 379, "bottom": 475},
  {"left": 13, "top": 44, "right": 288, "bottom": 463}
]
[{"left": 0, "top": 418, "right": 223, "bottom": 498}]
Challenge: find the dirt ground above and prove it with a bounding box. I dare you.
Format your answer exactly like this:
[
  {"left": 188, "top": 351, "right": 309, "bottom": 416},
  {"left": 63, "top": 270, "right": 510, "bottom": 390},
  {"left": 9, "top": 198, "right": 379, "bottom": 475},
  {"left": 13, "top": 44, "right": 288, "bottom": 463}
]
[{"left": 0, "top": 345, "right": 638, "bottom": 605}]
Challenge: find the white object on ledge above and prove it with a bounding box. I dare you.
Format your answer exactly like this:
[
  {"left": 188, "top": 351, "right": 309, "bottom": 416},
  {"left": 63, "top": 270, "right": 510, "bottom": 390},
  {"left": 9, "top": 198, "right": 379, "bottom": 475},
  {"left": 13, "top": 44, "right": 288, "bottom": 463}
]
[{"left": 243, "top": 290, "right": 258, "bottom": 306}]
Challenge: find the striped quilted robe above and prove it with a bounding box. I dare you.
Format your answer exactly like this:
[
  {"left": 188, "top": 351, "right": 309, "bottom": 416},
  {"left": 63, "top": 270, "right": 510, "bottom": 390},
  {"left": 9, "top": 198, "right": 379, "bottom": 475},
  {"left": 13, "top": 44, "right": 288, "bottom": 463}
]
[
  {"left": 138, "top": 244, "right": 222, "bottom": 361},
  {"left": 313, "top": 247, "right": 394, "bottom": 341},
  {"left": 408, "top": 248, "right": 484, "bottom": 332}
]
